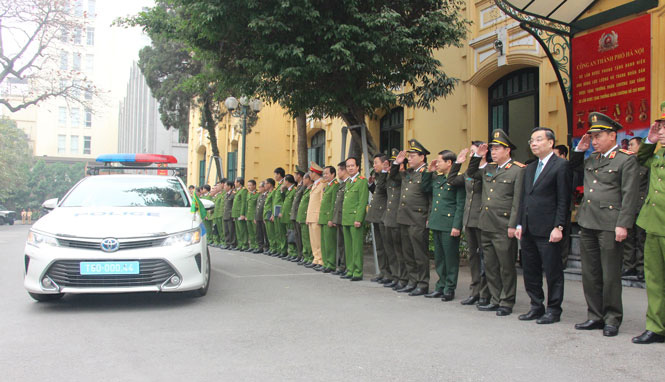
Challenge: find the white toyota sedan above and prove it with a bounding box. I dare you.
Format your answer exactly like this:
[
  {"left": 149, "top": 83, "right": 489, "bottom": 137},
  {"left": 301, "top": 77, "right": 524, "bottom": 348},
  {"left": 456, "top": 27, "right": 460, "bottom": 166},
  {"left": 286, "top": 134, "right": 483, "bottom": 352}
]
[{"left": 23, "top": 172, "right": 213, "bottom": 301}]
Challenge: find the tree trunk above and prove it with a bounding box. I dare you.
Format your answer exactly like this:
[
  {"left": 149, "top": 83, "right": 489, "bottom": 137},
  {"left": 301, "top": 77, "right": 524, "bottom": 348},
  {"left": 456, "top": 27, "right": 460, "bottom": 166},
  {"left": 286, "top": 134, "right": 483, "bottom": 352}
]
[
  {"left": 202, "top": 97, "right": 223, "bottom": 183},
  {"left": 341, "top": 108, "right": 378, "bottom": 159},
  {"left": 295, "top": 113, "right": 308, "bottom": 170}
]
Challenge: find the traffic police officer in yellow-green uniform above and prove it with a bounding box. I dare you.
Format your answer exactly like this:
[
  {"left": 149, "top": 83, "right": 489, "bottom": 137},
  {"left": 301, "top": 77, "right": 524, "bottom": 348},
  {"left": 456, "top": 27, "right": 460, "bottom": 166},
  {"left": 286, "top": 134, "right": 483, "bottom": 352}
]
[
  {"left": 632, "top": 103, "right": 665, "bottom": 344},
  {"left": 391, "top": 140, "right": 432, "bottom": 295},
  {"left": 318, "top": 166, "right": 339, "bottom": 272},
  {"left": 296, "top": 174, "right": 313, "bottom": 265},
  {"left": 421, "top": 151, "right": 466, "bottom": 301},
  {"left": 263, "top": 178, "right": 277, "bottom": 255},
  {"left": 272, "top": 168, "right": 287, "bottom": 256},
  {"left": 341, "top": 157, "right": 369, "bottom": 281},
  {"left": 280, "top": 174, "right": 298, "bottom": 259},
  {"left": 467, "top": 129, "right": 525, "bottom": 316},
  {"left": 245, "top": 179, "right": 259, "bottom": 252},
  {"left": 571, "top": 112, "right": 640, "bottom": 337},
  {"left": 232, "top": 178, "right": 249, "bottom": 251}
]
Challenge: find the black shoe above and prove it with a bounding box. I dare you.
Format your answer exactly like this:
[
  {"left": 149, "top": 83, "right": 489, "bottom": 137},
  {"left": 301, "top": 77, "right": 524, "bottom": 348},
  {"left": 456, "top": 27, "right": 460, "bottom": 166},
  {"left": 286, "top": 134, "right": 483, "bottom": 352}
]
[
  {"left": 536, "top": 312, "right": 560, "bottom": 324},
  {"left": 350, "top": 277, "right": 362, "bottom": 281},
  {"left": 392, "top": 282, "right": 406, "bottom": 291},
  {"left": 331, "top": 270, "right": 342, "bottom": 275},
  {"left": 476, "top": 298, "right": 490, "bottom": 306},
  {"left": 340, "top": 274, "right": 352, "bottom": 279},
  {"left": 313, "top": 265, "right": 323, "bottom": 271},
  {"left": 297, "top": 260, "right": 306, "bottom": 265},
  {"left": 252, "top": 249, "right": 261, "bottom": 254},
  {"left": 408, "top": 287, "right": 428, "bottom": 296},
  {"left": 496, "top": 307, "right": 512, "bottom": 316},
  {"left": 575, "top": 320, "right": 604, "bottom": 330},
  {"left": 632, "top": 330, "right": 665, "bottom": 344},
  {"left": 397, "top": 285, "right": 416, "bottom": 293},
  {"left": 477, "top": 303, "right": 499, "bottom": 312},
  {"left": 304, "top": 263, "right": 316, "bottom": 268},
  {"left": 289, "top": 257, "right": 300, "bottom": 262},
  {"left": 322, "top": 268, "right": 332, "bottom": 273},
  {"left": 637, "top": 271, "right": 645, "bottom": 281},
  {"left": 460, "top": 296, "right": 479, "bottom": 305},
  {"left": 424, "top": 290, "right": 443, "bottom": 298},
  {"left": 441, "top": 291, "right": 455, "bottom": 302},
  {"left": 383, "top": 280, "right": 398, "bottom": 288},
  {"left": 621, "top": 268, "right": 637, "bottom": 277},
  {"left": 603, "top": 325, "right": 619, "bottom": 337},
  {"left": 518, "top": 309, "right": 545, "bottom": 321},
  {"left": 370, "top": 276, "right": 383, "bottom": 283}
]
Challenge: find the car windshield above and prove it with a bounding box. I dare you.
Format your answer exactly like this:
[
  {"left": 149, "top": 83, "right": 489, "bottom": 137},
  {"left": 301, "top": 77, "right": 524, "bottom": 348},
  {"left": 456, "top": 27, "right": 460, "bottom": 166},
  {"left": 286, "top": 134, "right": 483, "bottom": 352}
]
[{"left": 60, "top": 176, "right": 190, "bottom": 208}]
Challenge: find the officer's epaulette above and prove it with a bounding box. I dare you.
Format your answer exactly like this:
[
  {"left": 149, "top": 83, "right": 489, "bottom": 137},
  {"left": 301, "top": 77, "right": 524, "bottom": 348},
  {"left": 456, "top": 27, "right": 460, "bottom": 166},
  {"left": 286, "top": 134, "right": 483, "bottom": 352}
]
[
  {"left": 618, "top": 149, "right": 634, "bottom": 155},
  {"left": 512, "top": 161, "right": 526, "bottom": 168}
]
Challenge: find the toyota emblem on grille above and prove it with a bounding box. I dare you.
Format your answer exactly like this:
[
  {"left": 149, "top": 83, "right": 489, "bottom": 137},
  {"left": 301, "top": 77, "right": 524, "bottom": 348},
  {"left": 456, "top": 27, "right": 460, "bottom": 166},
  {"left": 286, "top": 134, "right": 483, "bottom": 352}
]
[{"left": 100, "top": 238, "right": 119, "bottom": 252}]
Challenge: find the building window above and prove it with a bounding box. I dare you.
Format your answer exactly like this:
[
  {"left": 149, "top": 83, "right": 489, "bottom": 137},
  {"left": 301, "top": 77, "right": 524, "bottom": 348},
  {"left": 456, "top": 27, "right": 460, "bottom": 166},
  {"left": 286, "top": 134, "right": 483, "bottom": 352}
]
[
  {"left": 60, "top": 51, "right": 68, "bottom": 70},
  {"left": 88, "top": 0, "right": 96, "bottom": 16},
  {"left": 60, "top": 28, "right": 68, "bottom": 43},
  {"left": 73, "top": 53, "right": 81, "bottom": 71},
  {"left": 83, "top": 136, "right": 91, "bottom": 154},
  {"left": 85, "top": 108, "right": 92, "bottom": 127},
  {"left": 71, "top": 108, "right": 80, "bottom": 127},
  {"left": 85, "top": 88, "right": 93, "bottom": 100},
  {"left": 58, "top": 107, "right": 67, "bottom": 125},
  {"left": 85, "top": 54, "right": 94, "bottom": 72},
  {"left": 488, "top": 68, "right": 539, "bottom": 163},
  {"left": 307, "top": 130, "right": 325, "bottom": 167},
  {"left": 58, "top": 135, "right": 66, "bottom": 154},
  {"left": 380, "top": 107, "right": 404, "bottom": 155},
  {"left": 73, "top": 28, "right": 82, "bottom": 44},
  {"left": 74, "top": 1, "right": 83, "bottom": 17},
  {"left": 59, "top": 79, "right": 67, "bottom": 91},
  {"left": 227, "top": 151, "right": 238, "bottom": 181},
  {"left": 70, "top": 135, "right": 79, "bottom": 154},
  {"left": 198, "top": 159, "right": 206, "bottom": 187},
  {"left": 86, "top": 27, "right": 94, "bottom": 46},
  {"left": 71, "top": 80, "right": 81, "bottom": 98}
]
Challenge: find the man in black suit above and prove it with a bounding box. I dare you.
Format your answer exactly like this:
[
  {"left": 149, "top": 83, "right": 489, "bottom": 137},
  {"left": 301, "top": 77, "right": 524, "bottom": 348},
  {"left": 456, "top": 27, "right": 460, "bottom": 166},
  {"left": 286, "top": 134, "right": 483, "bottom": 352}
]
[{"left": 515, "top": 127, "right": 572, "bottom": 324}]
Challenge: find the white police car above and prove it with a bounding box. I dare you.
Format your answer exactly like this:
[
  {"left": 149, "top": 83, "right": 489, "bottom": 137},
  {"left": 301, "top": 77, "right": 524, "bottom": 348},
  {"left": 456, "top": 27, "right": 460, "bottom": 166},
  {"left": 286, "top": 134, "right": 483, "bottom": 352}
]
[{"left": 23, "top": 154, "right": 213, "bottom": 301}]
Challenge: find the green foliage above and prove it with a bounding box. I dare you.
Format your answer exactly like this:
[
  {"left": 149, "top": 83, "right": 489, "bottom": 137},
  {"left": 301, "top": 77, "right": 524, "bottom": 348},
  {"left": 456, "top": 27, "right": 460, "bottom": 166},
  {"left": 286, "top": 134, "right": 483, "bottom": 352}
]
[
  {"left": 126, "top": 0, "right": 470, "bottom": 125},
  {"left": 0, "top": 117, "right": 32, "bottom": 207},
  {"left": 25, "top": 160, "right": 86, "bottom": 210}
]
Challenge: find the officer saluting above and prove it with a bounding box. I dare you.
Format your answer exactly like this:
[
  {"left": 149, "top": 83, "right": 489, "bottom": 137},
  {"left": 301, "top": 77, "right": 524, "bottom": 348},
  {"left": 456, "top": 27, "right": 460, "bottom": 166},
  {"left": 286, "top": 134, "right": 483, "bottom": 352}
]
[
  {"left": 571, "top": 112, "right": 640, "bottom": 337},
  {"left": 467, "top": 129, "right": 525, "bottom": 316}
]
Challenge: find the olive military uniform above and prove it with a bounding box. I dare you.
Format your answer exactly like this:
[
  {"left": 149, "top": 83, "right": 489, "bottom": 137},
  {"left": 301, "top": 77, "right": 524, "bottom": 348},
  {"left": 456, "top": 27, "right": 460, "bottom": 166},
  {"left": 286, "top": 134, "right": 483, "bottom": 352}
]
[
  {"left": 212, "top": 192, "right": 226, "bottom": 246},
  {"left": 263, "top": 188, "right": 276, "bottom": 253},
  {"left": 201, "top": 194, "right": 214, "bottom": 244},
  {"left": 319, "top": 179, "right": 340, "bottom": 271},
  {"left": 290, "top": 182, "right": 306, "bottom": 259},
  {"left": 223, "top": 191, "right": 236, "bottom": 248},
  {"left": 384, "top": 161, "right": 406, "bottom": 287},
  {"left": 273, "top": 180, "right": 287, "bottom": 255},
  {"left": 255, "top": 190, "right": 269, "bottom": 252},
  {"left": 281, "top": 185, "right": 298, "bottom": 258},
  {"left": 570, "top": 113, "right": 640, "bottom": 328},
  {"left": 232, "top": 187, "right": 248, "bottom": 250},
  {"left": 331, "top": 178, "right": 347, "bottom": 273},
  {"left": 623, "top": 163, "right": 649, "bottom": 276},
  {"left": 246, "top": 190, "right": 259, "bottom": 250},
  {"left": 467, "top": 135, "right": 525, "bottom": 310},
  {"left": 636, "top": 137, "right": 665, "bottom": 337},
  {"left": 297, "top": 186, "right": 313, "bottom": 263},
  {"left": 367, "top": 172, "right": 392, "bottom": 281},
  {"left": 421, "top": 169, "right": 466, "bottom": 295},
  {"left": 342, "top": 174, "right": 369, "bottom": 279}
]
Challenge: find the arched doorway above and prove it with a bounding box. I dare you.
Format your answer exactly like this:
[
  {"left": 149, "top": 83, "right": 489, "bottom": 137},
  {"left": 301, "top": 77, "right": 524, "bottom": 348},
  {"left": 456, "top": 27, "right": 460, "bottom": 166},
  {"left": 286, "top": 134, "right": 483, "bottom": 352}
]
[
  {"left": 308, "top": 130, "right": 325, "bottom": 167},
  {"left": 380, "top": 107, "right": 404, "bottom": 155},
  {"left": 489, "top": 68, "right": 538, "bottom": 162}
]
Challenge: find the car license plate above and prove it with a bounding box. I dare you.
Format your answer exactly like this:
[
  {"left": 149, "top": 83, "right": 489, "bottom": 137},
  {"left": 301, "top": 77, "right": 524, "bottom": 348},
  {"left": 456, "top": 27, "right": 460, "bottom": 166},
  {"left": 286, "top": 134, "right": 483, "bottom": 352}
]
[{"left": 80, "top": 261, "right": 140, "bottom": 275}]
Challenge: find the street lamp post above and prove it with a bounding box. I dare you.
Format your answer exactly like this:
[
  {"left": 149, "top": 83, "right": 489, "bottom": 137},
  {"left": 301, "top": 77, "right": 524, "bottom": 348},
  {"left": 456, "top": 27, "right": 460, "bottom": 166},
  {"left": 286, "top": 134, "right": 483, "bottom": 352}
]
[{"left": 224, "top": 96, "right": 263, "bottom": 179}]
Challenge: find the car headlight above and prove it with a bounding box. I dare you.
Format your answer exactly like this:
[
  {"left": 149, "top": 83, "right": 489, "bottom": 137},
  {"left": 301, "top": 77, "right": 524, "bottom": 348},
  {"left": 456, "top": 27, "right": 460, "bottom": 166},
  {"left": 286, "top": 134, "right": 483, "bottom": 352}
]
[
  {"left": 27, "top": 230, "right": 59, "bottom": 248},
  {"left": 162, "top": 228, "right": 201, "bottom": 247}
]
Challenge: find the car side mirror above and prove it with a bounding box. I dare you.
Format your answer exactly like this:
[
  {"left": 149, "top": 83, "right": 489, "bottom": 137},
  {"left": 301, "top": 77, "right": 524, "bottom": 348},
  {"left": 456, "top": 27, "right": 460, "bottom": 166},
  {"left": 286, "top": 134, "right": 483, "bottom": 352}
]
[
  {"left": 201, "top": 199, "right": 215, "bottom": 211},
  {"left": 42, "top": 198, "right": 59, "bottom": 210}
]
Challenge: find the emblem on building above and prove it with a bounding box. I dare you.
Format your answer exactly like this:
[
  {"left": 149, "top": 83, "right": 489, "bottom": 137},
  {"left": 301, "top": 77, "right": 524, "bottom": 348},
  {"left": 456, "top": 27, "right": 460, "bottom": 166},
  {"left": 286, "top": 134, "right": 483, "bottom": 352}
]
[{"left": 598, "top": 31, "right": 619, "bottom": 52}]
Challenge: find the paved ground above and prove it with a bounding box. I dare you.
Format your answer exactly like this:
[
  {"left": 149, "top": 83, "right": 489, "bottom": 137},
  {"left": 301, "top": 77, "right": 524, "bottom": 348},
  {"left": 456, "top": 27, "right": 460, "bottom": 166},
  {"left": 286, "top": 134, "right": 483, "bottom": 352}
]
[{"left": 1, "top": 224, "right": 664, "bottom": 381}]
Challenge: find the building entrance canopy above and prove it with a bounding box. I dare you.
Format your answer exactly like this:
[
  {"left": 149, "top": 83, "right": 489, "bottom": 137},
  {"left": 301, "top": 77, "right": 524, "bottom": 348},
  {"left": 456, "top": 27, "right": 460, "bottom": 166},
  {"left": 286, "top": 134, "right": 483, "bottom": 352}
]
[{"left": 502, "top": 0, "right": 596, "bottom": 25}]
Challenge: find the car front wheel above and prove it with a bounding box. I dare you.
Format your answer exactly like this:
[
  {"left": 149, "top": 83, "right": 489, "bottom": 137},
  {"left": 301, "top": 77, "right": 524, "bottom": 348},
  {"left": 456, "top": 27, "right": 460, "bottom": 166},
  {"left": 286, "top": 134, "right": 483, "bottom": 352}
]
[{"left": 28, "top": 292, "right": 64, "bottom": 302}]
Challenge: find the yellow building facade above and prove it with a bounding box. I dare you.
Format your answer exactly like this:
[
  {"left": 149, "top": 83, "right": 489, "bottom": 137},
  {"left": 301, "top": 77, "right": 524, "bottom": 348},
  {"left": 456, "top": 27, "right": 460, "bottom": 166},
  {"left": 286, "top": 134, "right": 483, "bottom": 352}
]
[{"left": 187, "top": 0, "right": 665, "bottom": 185}]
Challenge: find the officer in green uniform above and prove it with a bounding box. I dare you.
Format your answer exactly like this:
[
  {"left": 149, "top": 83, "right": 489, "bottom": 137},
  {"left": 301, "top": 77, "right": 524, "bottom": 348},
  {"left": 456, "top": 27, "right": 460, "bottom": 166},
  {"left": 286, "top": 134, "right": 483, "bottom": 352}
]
[
  {"left": 200, "top": 185, "right": 214, "bottom": 245},
  {"left": 391, "top": 140, "right": 431, "bottom": 295},
  {"left": 255, "top": 181, "right": 269, "bottom": 253},
  {"left": 210, "top": 182, "right": 225, "bottom": 247},
  {"left": 263, "top": 178, "right": 277, "bottom": 255},
  {"left": 367, "top": 154, "right": 394, "bottom": 283},
  {"left": 280, "top": 174, "right": 298, "bottom": 259},
  {"left": 290, "top": 167, "right": 307, "bottom": 262},
  {"left": 421, "top": 150, "right": 466, "bottom": 301},
  {"left": 232, "top": 178, "right": 248, "bottom": 251},
  {"left": 331, "top": 162, "right": 348, "bottom": 275},
  {"left": 341, "top": 157, "right": 369, "bottom": 280},
  {"left": 633, "top": 106, "right": 665, "bottom": 344},
  {"left": 216, "top": 179, "right": 229, "bottom": 248},
  {"left": 318, "top": 166, "right": 339, "bottom": 272},
  {"left": 296, "top": 174, "right": 313, "bottom": 265},
  {"left": 222, "top": 180, "right": 237, "bottom": 249},
  {"left": 570, "top": 112, "right": 640, "bottom": 337},
  {"left": 272, "top": 168, "right": 287, "bottom": 256},
  {"left": 245, "top": 179, "right": 259, "bottom": 252},
  {"left": 467, "top": 129, "right": 525, "bottom": 316},
  {"left": 383, "top": 149, "right": 407, "bottom": 290}
]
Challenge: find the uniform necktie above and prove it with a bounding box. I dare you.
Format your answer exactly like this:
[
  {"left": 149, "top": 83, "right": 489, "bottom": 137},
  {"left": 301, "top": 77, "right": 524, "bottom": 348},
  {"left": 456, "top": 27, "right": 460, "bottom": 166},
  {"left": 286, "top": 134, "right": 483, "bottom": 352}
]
[{"left": 533, "top": 160, "right": 544, "bottom": 185}]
